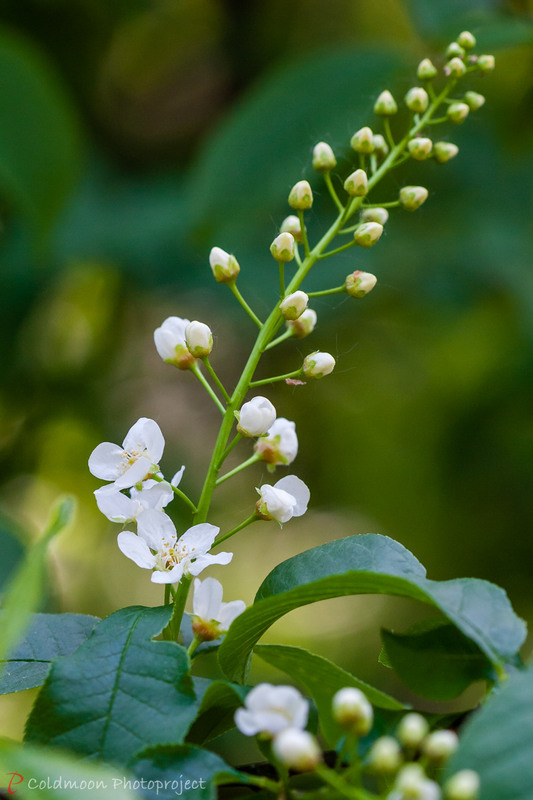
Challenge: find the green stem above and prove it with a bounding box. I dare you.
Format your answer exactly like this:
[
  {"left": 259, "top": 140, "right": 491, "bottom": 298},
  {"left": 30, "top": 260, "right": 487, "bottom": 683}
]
[
  {"left": 383, "top": 118, "right": 395, "bottom": 150},
  {"left": 163, "top": 576, "right": 191, "bottom": 641},
  {"left": 152, "top": 474, "right": 198, "bottom": 514},
  {"left": 279, "top": 261, "right": 285, "bottom": 297},
  {"left": 211, "top": 513, "right": 258, "bottom": 549},
  {"left": 307, "top": 285, "right": 346, "bottom": 297},
  {"left": 298, "top": 209, "right": 311, "bottom": 256},
  {"left": 264, "top": 328, "right": 293, "bottom": 350},
  {"left": 228, "top": 281, "right": 263, "bottom": 328},
  {"left": 362, "top": 200, "right": 401, "bottom": 209},
  {"left": 316, "top": 764, "right": 375, "bottom": 800},
  {"left": 216, "top": 454, "right": 260, "bottom": 486},
  {"left": 164, "top": 584, "right": 171, "bottom": 605},
  {"left": 202, "top": 357, "right": 231, "bottom": 403},
  {"left": 191, "top": 363, "right": 226, "bottom": 415},
  {"left": 217, "top": 432, "right": 243, "bottom": 467},
  {"left": 250, "top": 368, "right": 302, "bottom": 387},
  {"left": 187, "top": 633, "right": 202, "bottom": 658},
  {"left": 242, "top": 774, "right": 282, "bottom": 795},
  {"left": 318, "top": 239, "right": 358, "bottom": 259},
  {"left": 324, "top": 171, "right": 344, "bottom": 213}
]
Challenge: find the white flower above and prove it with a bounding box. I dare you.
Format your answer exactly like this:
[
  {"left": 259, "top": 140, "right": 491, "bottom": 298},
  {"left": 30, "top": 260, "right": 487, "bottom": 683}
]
[
  {"left": 256, "top": 475, "right": 310, "bottom": 524},
  {"left": 237, "top": 396, "right": 277, "bottom": 437},
  {"left": 234, "top": 683, "right": 309, "bottom": 737},
  {"left": 270, "top": 232, "right": 295, "bottom": 262},
  {"left": 185, "top": 321, "right": 213, "bottom": 358},
  {"left": 302, "top": 352, "right": 335, "bottom": 379},
  {"left": 209, "top": 247, "right": 240, "bottom": 283},
  {"left": 117, "top": 509, "right": 232, "bottom": 584},
  {"left": 94, "top": 478, "right": 175, "bottom": 523},
  {"left": 192, "top": 577, "right": 246, "bottom": 640},
  {"left": 394, "top": 765, "right": 441, "bottom": 800},
  {"left": 254, "top": 417, "right": 298, "bottom": 467},
  {"left": 279, "top": 291, "right": 308, "bottom": 321},
  {"left": 332, "top": 687, "right": 373, "bottom": 736},
  {"left": 444, "top": 770, "right": 480, "bottom": 800},
  {"left": 287, "top": 308, "right": 317, "bottom": 339},
  {"left": 272, "top": 728, "right": 321, "bottom": 771},
  {"left": 88, "top": 417, "right": 165, "bottom": 489},
  {"left": 422, "top": 729, "right": 458, "bottom": 761},
  {"left": 154, "top": 316, "right": 197, "bottom": 370},
  {"left": 396, "top": 712, "right": 429, "bottom": 749}
]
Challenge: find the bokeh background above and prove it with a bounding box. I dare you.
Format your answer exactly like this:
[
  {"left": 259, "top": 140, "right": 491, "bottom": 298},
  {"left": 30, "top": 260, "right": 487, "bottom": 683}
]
[{"left": 1, "top": 0, "right": 532, "bottom": 750}]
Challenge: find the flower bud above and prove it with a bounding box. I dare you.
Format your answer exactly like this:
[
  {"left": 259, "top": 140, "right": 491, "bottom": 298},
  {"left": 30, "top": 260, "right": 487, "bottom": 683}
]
[
  {"left": 464, "top": 90, "right": 485, "bottom": 110},
  {"left": 477, "top": 54, "right": 495, "bottom": 74},
  {"left": 405, "top": 87, "right": 429, "bottom": 113},
  {"left": 457, "top": 31, "right": 476, "bottom": 50},
  {"left": 313, "top": 141, "right": 337, "bottom": 172},
  {"left": 396, "top": 763, "right": 426, "bottom": 793},
  {"left": 272, "top": 728, "right": 321, "bottom": 772},
  {"left": 288, "top": 180, "right": 313, "bottom": 210},
  {"left": 447, "top": 102, "right": 470, "bottom": 123},
  {"left": 185, "top": 321, "right": 213, "bottom": 358},
  {"left": 237, "top": 396, "right": 276, "bottom": 437},
  {"left": 399, "top": 185, "right": 428, "bottom": 211},
  {"left": 280, "top": 215, "right": 303, "bottom": 243},
  {"left": 350, "top": 126, "right": 374, "bottom": 153},
  {"left": 303, "top": 352, "right": 335, "bottom": 379},
  {"left": 361, "top": 207, "right": 388, "bottom": 225},
  {"left": 280, "top": 291, "right": 308, "bottom": 320},
  {"left": 209, "top": 247, "right": 240, "bottom": 283},
  {"left": 254, "top": 418, "right": 298, "bottom": 466},
  {"left": 345, "top": 270, "right": 377, "bottom": 298},
  {"left": 445, "top": 57, "right": 467, "bottom": 78},
  {"left": 444, "top": 770, "right": 480, "bottom": 800},
  {"left": 408, "top": 137, "right": 433, "bottom": 160},
  {"left": 270, "top": 232, "right": 295, "bottom": 262},
  {"left": 374, "top": 90, "right": 398, "bottom": 116},
  {"left": 368, "top": 736, "right": 402, "bottom": 772},
  {"left": 372, "top": 134, "right": 389, "bottom": 158},
  {"left": 423, "top": 729, "right": 458, "bottom": 762},
  {"left": 446, "top": 42, "right": 465, "bottom": 60},
  {"left": 154, "top": 316, "right": 197, "bottom": 370},
  {"left": 287, "top": 308, "right": 317, "bottom": 339},
  {"left": 344, "top": 169, "right": 368, "bottom": 197},
  {"left": 417, "top": 58, "right": 437, "bottom": 80},
  {"left": 332, "top": 688, "right": 373, "bottom": 736},
  {"left": 354, "top": 221, "right": 383, "bottom": 248},
  {"left": 433, "top": 141, "right": 459, "bottom": 163},
  {"left": 397, "top": 713, "right": 429, "bottom": 749}
]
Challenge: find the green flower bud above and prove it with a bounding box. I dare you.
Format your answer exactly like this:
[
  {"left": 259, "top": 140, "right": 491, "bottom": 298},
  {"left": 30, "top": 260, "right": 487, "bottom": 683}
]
[
  {"left": 345, "top": 270, "right": 377, "bottom": 298},
  {"left": 444, "top": 769, "right": 481, "bottom": 800},
  {"left": 399, "top": 185, "right": 428, "bottom": 211},
  {"left": 354, "top": 221, "right": 383, "bottom": 248},
  {"left": 405, "top": 87, "right": 429, "bottom": 113},
  {"left": 280, "top": 214, "right": 303, "bottom": 243},
  {"left": 464, "top": 90, "right": 485, "bottom": 110},
  {"left": 423, "top": 729, "right": 458, "bottom": 762},
  {"left": 270, "top": 232, "right": 295, "bottom": 262},
  {"left": 397, "top": 713, "right": 429, "bottom": 749},
  {"left": 350, "top": 126, "right": 374, "bottom": 153},
  {"left": 288, "top": 180, "right": 313, "bottom": 210},
  {"left": 447, "top": 101, "right": 470, "bottom": 123},
  {"left": 433, "top": 141, "right": 459, "bottom": 163},
  {"left": 313, "top": 141, "right": 337, "bottom": 172},
  {"left": 280, "top": 290, "right": 308, "bottom": 320},
  {"left": 287, "top": 308, "right": 317, "bottom": 339},
  {"left": 372, "top": 134, "right": 389, "bottom": 158},
  {"left": 477, "top": 54, "right": 495, "bottom": 73},
  {"left": 361, "top": 207, "right": 388, "bottom": 225},
  {"left": 457, "top": 31, "right": 476, "bottom": 50},
  {"left": 303, "top": 351, "right": 335, "bottom": 379},
  {"left": 209, "top": 247, "right": 241, "bottom": 283},
  {"left": 185, "top": 321, "right": 213, "bottom": 358},
  {"left": 408, "top": 137, "right": 433, "bottom": 160},
  {"left": 374, "top": 90, "right": 398, "bottom": 116},
  {"left": 368, "top": 736, "right": 402, "bottom": 772},
  {"left": 417, "top": 58, "right": 437, "bottom": 80},
  {"left": 446, "top": 42, "right": 465, "bottom": 60},
  {"left": 344, "top": 169, "right": 368, "bottom": 197},
  {"left": 446, "top": 57, "right": 467, "bottom": 78},
  {"left": 332, "top": 687, "right": 373, "bottom": 736}
]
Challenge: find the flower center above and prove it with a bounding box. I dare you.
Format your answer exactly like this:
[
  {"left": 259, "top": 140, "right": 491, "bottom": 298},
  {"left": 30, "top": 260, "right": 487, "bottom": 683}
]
[{"left": 156, "top": 536, "right": 197, "bottom": 572}]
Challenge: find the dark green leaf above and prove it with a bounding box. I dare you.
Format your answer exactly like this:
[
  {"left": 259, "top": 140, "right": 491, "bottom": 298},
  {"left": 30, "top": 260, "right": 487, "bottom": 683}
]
[
  {"left": 187, "top": 680, "right": 248, "bottom": 746},
  {"left": 25, "top": 605, "right": 198, "bottom": 764},
  {"left": 218, "top": 535, "right": 525, "bottom": 683},
  {"left": 0, "top": 612, "right": 99, "bottom": 695}
]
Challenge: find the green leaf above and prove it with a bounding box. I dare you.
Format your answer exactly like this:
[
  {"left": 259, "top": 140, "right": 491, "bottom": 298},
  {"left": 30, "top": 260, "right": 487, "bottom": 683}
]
[
  {"left": 187, "top": 680, "right": 248, "bottom": 746},
  {"left": 129, "top": 744, "right": 250, "bottom": 800},
  {"left": 0, "top": 738, "right": 143, "bottom": 799},
  {"left": 25, "top": 605, "right": 198, "bottom": 764},
  {"left": 0, "top": 515, "right": 25, "bottom": 591},
  {"left": 380, "top": 617, "right": 494, "bottom": 701},
  {"left": 445, "top": 665, "right": 533, "bottom": 799},
  {"left": 254, "top": 643, "right": 406, "bottom": 747},
  {"left": 218, "top": 534, "right": 526, "bottom": 684},
  {"left": 0, "top": 612, "right": 99, "bottom": 695}
]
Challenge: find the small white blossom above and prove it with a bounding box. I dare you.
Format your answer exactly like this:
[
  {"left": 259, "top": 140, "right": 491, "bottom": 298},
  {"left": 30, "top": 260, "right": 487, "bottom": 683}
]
[
  {"left": 397, "top": 712, "right": 429, "bottom": 749},
  {"left": 279, "top": 291, "right": 308, "bottom": 321},
  {"left": 332, "top": 687, "right": 373, "bottom": 736},
  {"left": 287, "top": 308, "right": 317, "bottom": 339},
  {"left": 394, "top": 765, "right": 441, "bottom": 800},
  {"left": 254, "top": 417, "right": 298, "bottom": 467},
  {"left": 192, "top": 577, "right": 246, "bottom": 640},
  {"left": 272, "top": 728, "right": 321, "bottom": 771},
  {"left": 270, "top": 232, "right": 295, "bottom": 262},
  {"left": 422, "top": 729, "right": 458, "bottom": 761},
  {"left": 235, "top": 683, "right": 309, "bottom": 737},
  {"left": 185, "top": 321, "right": 213, "bottom": 358},
  {"left": 256, "top": 475, "right": 310, "bottom": 524},
  {"left": 88, "top": 417, "right": 165, "bottom": 489},
  {"left": 237, "top": 396, "right": 277, "bottom": 437},
  {"left": 154, "top": 316, "right": 197, "bottom": 370},
  {"left": 444, "top": 770, "right": 480, "bottom": 800},
  {"left": 302, "top": 351, "right": 335, "bottom": 379},
  {"left": 117, "top": 509, "right": 232, "bottom": 584},
  {"left": 368, "top": 736, "right": 402, "bottom": 772},
  {"left": 209, "top": 247, "right": 240, "bottom": 283},
  {"left": 94, "top": 478, "right": 175, "bottom": 523}
]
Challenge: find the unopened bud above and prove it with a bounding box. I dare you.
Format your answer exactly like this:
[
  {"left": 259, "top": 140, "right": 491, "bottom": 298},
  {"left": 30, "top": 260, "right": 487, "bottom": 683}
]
[
  {"left": 287, "top": 308, "right": 317, "bottom": 339},
  {"left": 185, "top": 321, "right": 213, "bottom": 358},
  {"left": 280, "top": 215, "right": 303, "bottom": 243},
  {"left": 280, "top": 291, "right": 308, "bottom": 320},
  {"left": 423, "top": 729, "right": 458, "bottom": 762},
  {"left": 272, "top": 728, "right": 321, "bottom": 772},
  {"left": 405, "top": 87, "right": 429, "bottom": 113},
  {"left": 464, "top": 90, "right": 485, "bottom": 110},
  {"left": 417, "top": 58, "right": 437, "bottom": 80},
  {"left": 446, "top": 42, "right": 465, "bottom": 60},
  {"left": 361, "top": 207, "right": 388, "bottom": 225},
  {"left": 344, "top": 169, "right": 368, "bottom": 197},
  {"left": 372, "top": 134, "right": 389, "bottom": 158},
  {"left": 399, "top": 186, "right": 428, "bottom": 211},
  {"left": 332, "top": 687, "right": 373, "bottom": 736},
  {"left": 288, "top": 180, "right": 313, "bottom": 210},
  {"left": 313, "top": 141, "right": 337, "bottom": 172},
  {"left": 303, "top": 352, "right": 335, "bottom": 379},
  {"left": 457, "top": 31, "right": 476, "bottom": 50},
  {"left": 445, "top": 57, "right": 467, "bottom": 78},
  {"left": 396, "top": 764, "right": 426, "bottom": 794},
  {"left": 368, "top": 736, "right": 402, "bottom": 772},
  {"left": 350, "top": 126, "right": 374, "bottom": 153},
  {"left": 477, "top": 54, "right": 495, "bottom": 74},
  {"left": 433, "top": 141, "right": 459, "bottom": 163},
  {"left": 345, "top": 270, "right": 377, "bottom": 298},
  {"left": 408, "top": 137, "right": 433, "bottom": 160},
  {"left": 209, "top": 247, "right": 240, "bottom": 283},
  {"left": 237, "top": 396, "right": 276, "bottom": 437},
  {"left": 447, "top": 102, "right": 470, "bottom": 123},
  {"left": 374, "top": 90, "right": 398, "bottom": 116},
  {"left": 354, "top": 221, "right": 383, "bottom": 248},
  {"left": 270, "top": 232, "right": 295, "bottom": 262},
  {"left": 397, "top": 713, "right": 429, "bottom": 749},
  {"left": 444, "top": 770, "right": 480, "bottom": 800}
]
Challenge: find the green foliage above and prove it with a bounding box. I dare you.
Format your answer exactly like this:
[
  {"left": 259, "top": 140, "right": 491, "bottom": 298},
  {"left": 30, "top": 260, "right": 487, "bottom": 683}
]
[
  {"left": 0, "top": 517, "right": 25, "bottom": 591},
  {"left": 186, "top": 680, "right": 248, "bottom": 746}
]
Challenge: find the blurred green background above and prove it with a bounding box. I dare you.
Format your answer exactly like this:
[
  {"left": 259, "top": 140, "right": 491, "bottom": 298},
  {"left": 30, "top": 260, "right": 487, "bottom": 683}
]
[{"left": 1, "top": 0, "right": 533, "bottom": 743}]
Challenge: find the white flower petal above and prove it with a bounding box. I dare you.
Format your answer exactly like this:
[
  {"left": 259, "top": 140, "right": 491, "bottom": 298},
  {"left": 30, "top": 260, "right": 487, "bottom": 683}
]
[
  {"left": 186, "top": 551, "right": 233, "bottom": 576},
  {"left": 151, "top": 563, "right": 184, "bottom": 584},
  {"left": 88, "top": 442, "right": 124, "bottom": 481},
  {"left": 273, "top": 476, "right": 310, "bottom": 517},
  {"left": 218, "top": 600, "right": 246, "bottom": 630},
  {"left": 114, "top": 455, "right": 153, "bottom": 489},
  {"left": 123, "top": 417, "right": 165, "bottom": 464},
  {"left": 193, "top": 577, "right": 223, "bottom": 620},
  {"left": 171, "top": 465, "right": 186, "bottom": 487},
  {"left": 94, "top": 485, "right": 136, "bottom": 522},
  {"left": 117, "top": 531, "right": 155, "bottom": 569},
  {"left": 131, "top": 481, "right": 174, "bottom": 511},
  {"left": 260, "top": 485, "right": 296, "bottom": 523},
  {"left": 178, "top": 523, "right": 220, "bottom": 553},
  {"left": 154, "top": 317, "right": 189, "bottom": 360},
  {"left": 235, "top": 684, "right": 309, "bottom": 737},
  {"left": 137, "top": 509, "right": 177, "bottom": 550}
]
